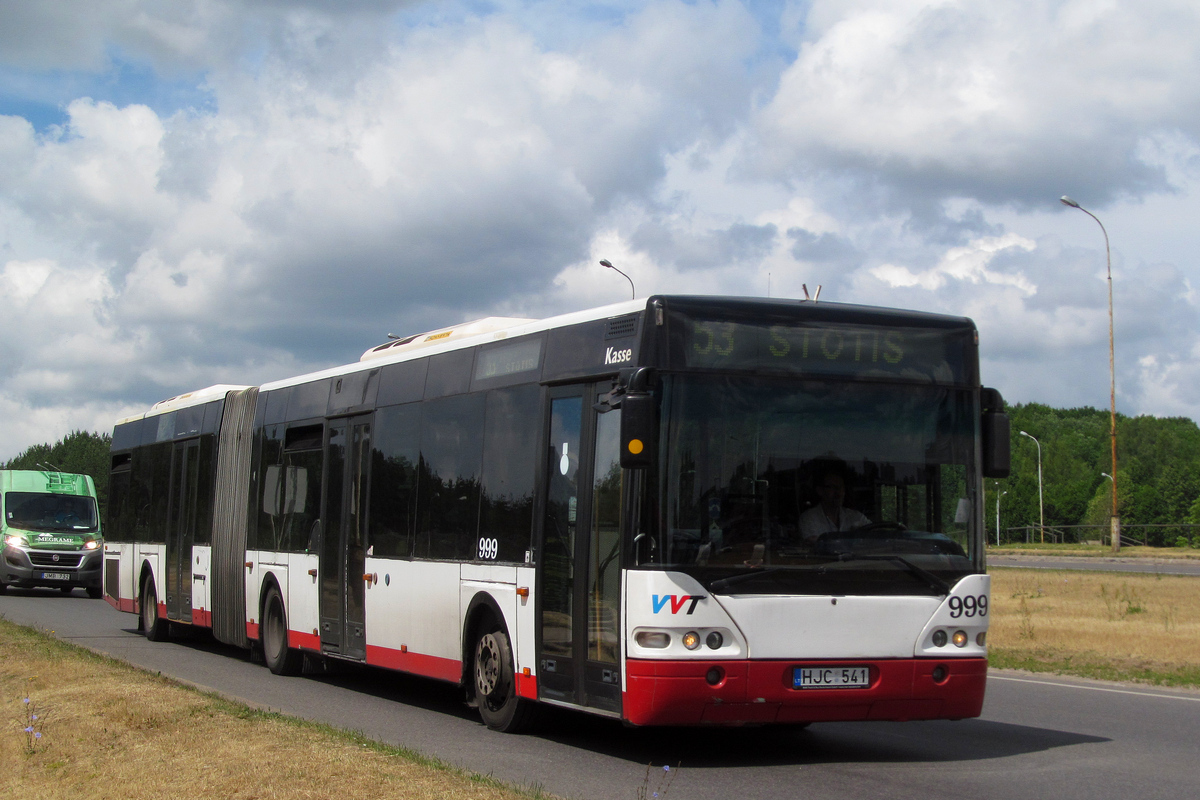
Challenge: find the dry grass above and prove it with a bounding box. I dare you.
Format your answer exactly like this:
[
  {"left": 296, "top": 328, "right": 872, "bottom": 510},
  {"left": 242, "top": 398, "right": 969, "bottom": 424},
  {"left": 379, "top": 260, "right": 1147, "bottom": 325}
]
[
  {"left": 988, "top": 568, "right": 1200, "bottom": 686},
  {"left": 0, "top": 618, "right": 552, "bottom": 800},
  {"left": 989, "top": 543, "right": 1200, "bottom": 559}
]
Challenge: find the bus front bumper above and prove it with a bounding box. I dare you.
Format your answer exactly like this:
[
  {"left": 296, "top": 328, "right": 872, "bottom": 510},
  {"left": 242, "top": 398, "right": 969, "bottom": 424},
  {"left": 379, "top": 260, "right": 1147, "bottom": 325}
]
[{"left": 623, "top": 657, "right": 987, "bottom": 726}]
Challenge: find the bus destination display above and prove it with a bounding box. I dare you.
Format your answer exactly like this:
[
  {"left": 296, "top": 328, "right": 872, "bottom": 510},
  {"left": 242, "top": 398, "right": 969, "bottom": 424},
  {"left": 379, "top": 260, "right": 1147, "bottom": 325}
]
[{"left": 669, "top": 315, "right": 972, "bottom": 384}]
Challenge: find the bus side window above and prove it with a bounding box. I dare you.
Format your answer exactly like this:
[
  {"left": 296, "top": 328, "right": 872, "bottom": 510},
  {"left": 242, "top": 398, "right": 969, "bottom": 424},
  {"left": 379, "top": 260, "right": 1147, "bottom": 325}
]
[{"left": 370, "top": 403, "right": 420, "bottom": 559}]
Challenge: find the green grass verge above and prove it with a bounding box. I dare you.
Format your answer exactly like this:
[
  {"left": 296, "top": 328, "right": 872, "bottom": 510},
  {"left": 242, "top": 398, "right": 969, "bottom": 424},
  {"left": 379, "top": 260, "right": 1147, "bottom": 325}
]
[{"left": 989, "top": 647, "right": 1200, "bottom": 688}]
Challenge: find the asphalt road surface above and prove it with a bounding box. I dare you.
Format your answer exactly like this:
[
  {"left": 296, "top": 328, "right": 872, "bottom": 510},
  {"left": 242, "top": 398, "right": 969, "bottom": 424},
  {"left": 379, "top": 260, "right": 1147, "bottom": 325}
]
[
  {"left": 988, "top": 554, "right": 1200, "bottom": 575},
  {"left": 3, "top": 589, "right": 1198, "bottom": 800}
]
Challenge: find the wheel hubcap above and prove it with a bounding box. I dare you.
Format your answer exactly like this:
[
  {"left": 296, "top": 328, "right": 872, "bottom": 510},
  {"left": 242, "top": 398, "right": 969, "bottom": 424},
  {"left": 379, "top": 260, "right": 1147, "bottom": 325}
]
[{"left": 475, "top": 633, "right": 501, "bottom": 698}]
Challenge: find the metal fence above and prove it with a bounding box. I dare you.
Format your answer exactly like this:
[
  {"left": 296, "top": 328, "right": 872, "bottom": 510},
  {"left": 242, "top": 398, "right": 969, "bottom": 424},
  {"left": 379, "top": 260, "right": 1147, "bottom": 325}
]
[{"left": 994, "top": 524, "right": 1200, "bottom": 548}]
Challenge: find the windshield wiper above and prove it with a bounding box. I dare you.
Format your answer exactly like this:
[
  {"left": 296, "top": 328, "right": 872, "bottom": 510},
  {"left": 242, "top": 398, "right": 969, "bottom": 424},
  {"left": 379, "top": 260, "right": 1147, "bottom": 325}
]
[
  {"left": 708, "top": 568, "right": 788, "bottom": 593},
  {"left": 831, "top": 553, "right": 951, "bottom": 595},
  {"left": 706, "top": 554, "right": 953, "bottom": 596}
]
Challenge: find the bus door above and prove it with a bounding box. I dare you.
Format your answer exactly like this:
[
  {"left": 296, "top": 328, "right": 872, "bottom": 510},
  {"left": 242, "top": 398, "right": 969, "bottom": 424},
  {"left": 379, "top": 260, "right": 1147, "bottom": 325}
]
[
  {"left": 537, "top": 385, "right": 623, "bottom": 713},
  {"left": 165, "top": 439, "right": 200, "bottom": 623},
  {"left": 318, "top": 414, "right": 372, "bottom": 661}
]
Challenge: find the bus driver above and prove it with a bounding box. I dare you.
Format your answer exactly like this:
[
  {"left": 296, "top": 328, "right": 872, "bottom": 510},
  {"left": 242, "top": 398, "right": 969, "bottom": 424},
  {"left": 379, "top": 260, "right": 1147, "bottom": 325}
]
[{"left": 799, "top": 467, "right": 870, "bottom": 543}]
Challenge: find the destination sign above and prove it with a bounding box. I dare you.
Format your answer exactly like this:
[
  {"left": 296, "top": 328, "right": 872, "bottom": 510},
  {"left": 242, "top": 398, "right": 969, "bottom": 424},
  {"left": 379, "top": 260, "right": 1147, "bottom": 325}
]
[
  {"left": 474, "top": 338, "right": 542, "bottom": 382},
  {"left": 668, "top": 313, "right": 974, "bottom": 384}
]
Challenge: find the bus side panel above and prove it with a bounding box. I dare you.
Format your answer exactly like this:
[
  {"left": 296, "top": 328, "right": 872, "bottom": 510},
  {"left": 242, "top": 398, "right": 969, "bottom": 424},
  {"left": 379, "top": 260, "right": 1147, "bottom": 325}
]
[
  {"left": 244, "top": 550, "right": 272, "bottom": 640},
  {"left": 136, "top": 545, "right": 164, "bottom": 616},
  {"left": 191, "top": 545, "right": 212, "bottom": 628},
  {"left": 286, "top": 550, "right": 320, "bottom": 650},
  {"left": 513, "top": 565, "right": 537, "bottom": 698},
  {"left": 103, "top": 543, "right": 137, "bottom": 613},
  {"left": 459, "top": 563, "right": 520, "bottom": 680},
  {"left": 363, "top": 559, "right": 461, "bottom": 682}
]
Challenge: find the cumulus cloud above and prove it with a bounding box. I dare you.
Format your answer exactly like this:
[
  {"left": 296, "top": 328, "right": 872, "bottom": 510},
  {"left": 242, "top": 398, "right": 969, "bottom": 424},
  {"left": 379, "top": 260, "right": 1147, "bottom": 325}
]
[
  {"left": 754, "top": 0, "right": 1200, "bottom": 208},
  {"left": 0, "top": 1, "right": 768, "bottom": 455},
  {"left": 3, "top": 0, "right": 1200, "bottom": 459}
]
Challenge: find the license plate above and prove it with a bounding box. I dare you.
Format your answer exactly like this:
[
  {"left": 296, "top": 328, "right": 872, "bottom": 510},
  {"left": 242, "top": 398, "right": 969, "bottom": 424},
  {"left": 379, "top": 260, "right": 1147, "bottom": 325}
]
[
  {"left": 794, "top": 666, "right": 870, "bottom": 689},
  {"left": 41, "top": 572, "right": 71, "bottom": 581}
]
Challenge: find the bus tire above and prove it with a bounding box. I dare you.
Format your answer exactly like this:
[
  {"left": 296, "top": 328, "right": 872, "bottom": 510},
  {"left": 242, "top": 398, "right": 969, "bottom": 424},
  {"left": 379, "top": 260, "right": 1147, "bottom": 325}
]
[
  {"left": 141, "top": 577, "right": 169, "bottom": 641},
  {"left": 473, "top": 625, "right": 535, "bottom": 733},
  {"left": 262, "top": 586, "right": 303, "bottom": 676}
]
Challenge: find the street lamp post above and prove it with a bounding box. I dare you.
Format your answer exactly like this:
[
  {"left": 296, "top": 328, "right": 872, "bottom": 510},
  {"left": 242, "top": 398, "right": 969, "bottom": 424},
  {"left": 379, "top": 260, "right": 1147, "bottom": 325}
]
[
  {"left": 598, "top": 259, "right": 635, "bottom": 299},
  {"left": 996, "top": 485, "right": 1008, "bottom": 547},
  {"left": 1020, "top": 430, "right": 1044, "bottom": 544},
  {"left": 1101, "top": 472, "right": 1117, "bottom": 548},
  {"left": 1061, "top": 196, "right": 1121, "bottom": 553}
]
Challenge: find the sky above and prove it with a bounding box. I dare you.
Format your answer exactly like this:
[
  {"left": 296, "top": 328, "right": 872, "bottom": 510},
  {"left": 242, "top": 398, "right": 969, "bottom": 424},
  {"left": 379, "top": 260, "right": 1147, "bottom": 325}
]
[{"left": 2, "top": 0, "right": 1199, "bottom": 460}]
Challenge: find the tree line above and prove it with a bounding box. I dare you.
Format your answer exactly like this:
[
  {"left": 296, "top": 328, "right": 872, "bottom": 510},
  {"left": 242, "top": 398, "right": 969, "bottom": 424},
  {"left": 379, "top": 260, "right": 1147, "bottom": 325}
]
[
  {"left": 3, "top": 430, "right": 112, "bottom": 518},
  {"left": 6, "top": 406, "right": 1200, "bottom": 548},
  {"left": 994, "top": 404, "right": 1200, "bottom": 546}
]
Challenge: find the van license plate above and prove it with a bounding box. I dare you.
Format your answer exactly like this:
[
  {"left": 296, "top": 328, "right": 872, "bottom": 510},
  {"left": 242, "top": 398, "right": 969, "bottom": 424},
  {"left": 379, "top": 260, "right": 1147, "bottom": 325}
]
[
  {"left": 794, "top": 666, "right": 870, "bottom": 689},
  {"left": 41, "top": 572, "right": 71, "bottom": 581}
]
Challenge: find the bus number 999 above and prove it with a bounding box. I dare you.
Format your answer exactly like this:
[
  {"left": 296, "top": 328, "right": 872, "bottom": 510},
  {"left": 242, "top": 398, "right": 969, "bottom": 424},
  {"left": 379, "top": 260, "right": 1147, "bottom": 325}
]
[
  {"left": 948, "top": 595, "right": 987, "bottom": 618},
  {"left": 477, "top": 538, "right": 499, "bottom": 560}
]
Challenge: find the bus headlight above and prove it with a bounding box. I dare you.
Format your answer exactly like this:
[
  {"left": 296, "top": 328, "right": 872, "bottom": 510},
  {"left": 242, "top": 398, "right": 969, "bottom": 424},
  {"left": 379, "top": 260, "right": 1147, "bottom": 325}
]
[
  {"left": 682, "top": 631, "right": 701, "bottom": 651},
  {"left": 705, "top": 631, "right": 724, "bottom": 650},
  {"left": 635, "top": 631, "right": 671, "bottom": 649},
  {"left": 84, "top": 539, "right": 101, "bottom": 550},
  {"left": 932, "top": 630, "right": 948, "bottom": 647},
  {"left": 4, "top": 534, "right": 26, "bottom": 548},
  {"left": 952, "top": 630, "right": 968, "bottom": 648}
]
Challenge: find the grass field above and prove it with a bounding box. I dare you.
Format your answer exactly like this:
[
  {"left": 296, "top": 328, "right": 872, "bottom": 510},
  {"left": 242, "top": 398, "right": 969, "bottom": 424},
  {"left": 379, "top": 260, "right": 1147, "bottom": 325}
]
[
  {"left": 987, "top": 568, "right": 1200, "bottom": 686},
  {"left": 0, "top": 617, "right": 549, "bottom": 800}
]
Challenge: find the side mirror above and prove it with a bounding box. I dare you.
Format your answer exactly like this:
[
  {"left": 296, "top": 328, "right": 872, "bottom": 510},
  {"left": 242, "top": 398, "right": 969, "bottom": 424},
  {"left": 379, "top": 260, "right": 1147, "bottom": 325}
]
[
  {"left": 981, "top": 387, "right": 1010, "bottom": 478},
  {"left": 620, "top": 392, "right": 657, "bottom": 469}
]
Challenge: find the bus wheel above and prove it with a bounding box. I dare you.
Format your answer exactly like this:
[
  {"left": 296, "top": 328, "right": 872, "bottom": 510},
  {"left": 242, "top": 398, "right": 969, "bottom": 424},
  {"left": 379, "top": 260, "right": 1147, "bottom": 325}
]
[
  {"left": 141, "top": 577, "right": 169, "bottom": 641},
  {"left": 262, "top": 587, "right": 303, "bottom": 676},
  {"left": 473, "top": 626, "right": 535, "bottom": 733}
]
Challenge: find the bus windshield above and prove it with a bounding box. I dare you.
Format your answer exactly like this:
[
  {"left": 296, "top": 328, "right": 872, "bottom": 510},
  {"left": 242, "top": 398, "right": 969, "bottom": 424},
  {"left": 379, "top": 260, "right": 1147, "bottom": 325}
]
[
  {"left": 4, "top": 492, "right": 100, "bottom": 534},
  {"left": 651, "top": 374, "right": 979, "bottom": 596}
]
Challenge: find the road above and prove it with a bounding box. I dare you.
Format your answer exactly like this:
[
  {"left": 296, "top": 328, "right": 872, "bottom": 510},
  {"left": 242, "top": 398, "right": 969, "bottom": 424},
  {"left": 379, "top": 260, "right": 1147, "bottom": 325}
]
[
  {"left": 988, "top": 554, "right": 1200, "bottom": 575},
  {"left": 3, "top": 588, "right": 1199, "bottom": 800}
]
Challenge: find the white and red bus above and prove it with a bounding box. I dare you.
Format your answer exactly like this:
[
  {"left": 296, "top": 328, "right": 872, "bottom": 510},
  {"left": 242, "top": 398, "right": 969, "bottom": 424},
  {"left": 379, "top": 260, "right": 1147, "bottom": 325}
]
[{"left": 104, "top": 295, "right": 1010, "bottom": 731}]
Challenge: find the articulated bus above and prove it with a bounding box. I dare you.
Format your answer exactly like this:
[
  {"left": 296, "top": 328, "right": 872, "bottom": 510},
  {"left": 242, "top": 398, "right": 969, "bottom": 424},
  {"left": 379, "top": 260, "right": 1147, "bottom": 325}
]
[{"left": 104, "top": 295, "right": 1010, "bottom": 731}]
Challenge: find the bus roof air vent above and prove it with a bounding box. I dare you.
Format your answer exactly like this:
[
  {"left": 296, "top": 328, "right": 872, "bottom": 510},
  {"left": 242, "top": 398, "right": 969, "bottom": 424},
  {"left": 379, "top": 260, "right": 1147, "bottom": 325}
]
[
  {"left": 605, "top": 314, "right": 639, "bottom": 340},
  {"left": 360, "top": 317, "right": 536, "bottom": 361}
]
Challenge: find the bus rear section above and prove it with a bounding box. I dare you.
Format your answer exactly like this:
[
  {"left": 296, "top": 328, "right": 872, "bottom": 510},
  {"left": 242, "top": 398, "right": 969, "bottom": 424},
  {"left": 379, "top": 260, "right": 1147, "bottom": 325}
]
[{"left": 1, "top": 470, "right": 103, "bottom": 597}]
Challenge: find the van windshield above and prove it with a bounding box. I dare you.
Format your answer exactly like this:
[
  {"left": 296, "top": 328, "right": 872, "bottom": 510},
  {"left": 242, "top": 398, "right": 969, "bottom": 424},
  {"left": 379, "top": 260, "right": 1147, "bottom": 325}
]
[{"left": 4, "top": 492, "right": 99, "bottom": 534}]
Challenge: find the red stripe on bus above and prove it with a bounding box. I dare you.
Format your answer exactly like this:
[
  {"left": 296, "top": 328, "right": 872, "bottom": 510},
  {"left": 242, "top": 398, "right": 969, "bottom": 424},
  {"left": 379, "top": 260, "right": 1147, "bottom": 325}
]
[
  {"left": 288, "top": 629, "right": 321, "bottom": 651},
  {"left": 622, "top": 657, "right": 987, "bottom": 726},
  {"left": 516, "top": 671, "right": 538, "bottom": 700},
  {"left": 365, "top": 644, "right": 462, "bottom": 683}
]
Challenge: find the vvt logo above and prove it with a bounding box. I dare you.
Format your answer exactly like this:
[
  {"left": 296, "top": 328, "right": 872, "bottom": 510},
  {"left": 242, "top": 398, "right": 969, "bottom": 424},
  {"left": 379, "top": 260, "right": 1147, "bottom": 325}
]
[{"left": 652, "top": 594, "right": 705, "bottom": 614}]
